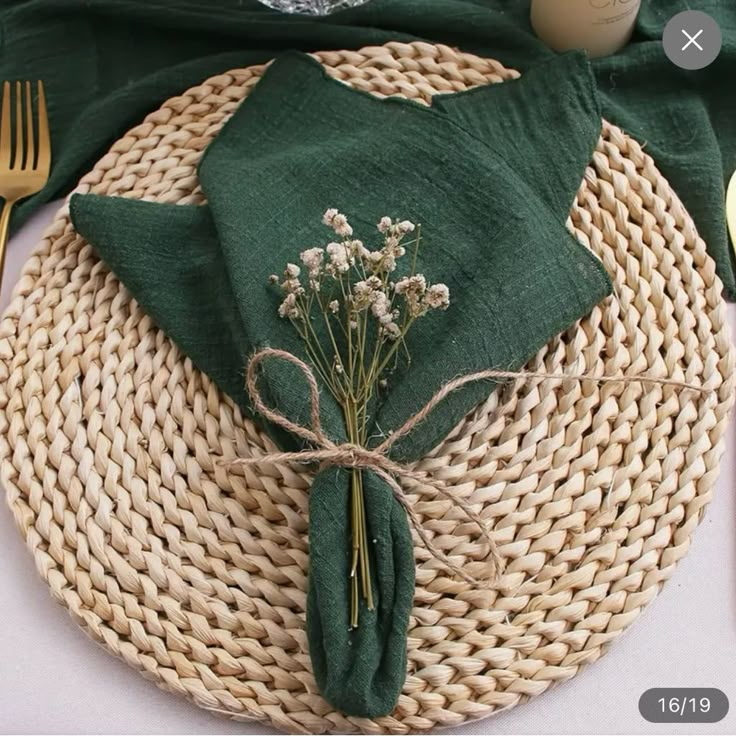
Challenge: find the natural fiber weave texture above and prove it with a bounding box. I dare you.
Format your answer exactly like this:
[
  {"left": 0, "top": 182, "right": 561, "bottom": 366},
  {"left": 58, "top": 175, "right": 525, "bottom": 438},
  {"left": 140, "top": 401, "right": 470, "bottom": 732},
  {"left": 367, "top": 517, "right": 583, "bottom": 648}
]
[{"left": 0, "top": 42, "right": 733, "bottom": 734}]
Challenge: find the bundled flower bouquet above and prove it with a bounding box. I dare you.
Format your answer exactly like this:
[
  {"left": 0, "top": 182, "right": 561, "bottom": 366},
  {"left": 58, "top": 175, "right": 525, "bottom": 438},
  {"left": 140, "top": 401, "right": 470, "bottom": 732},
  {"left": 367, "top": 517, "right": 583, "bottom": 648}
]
[{"left": 270, "top": 210, "right": 449, "bottom": 627}]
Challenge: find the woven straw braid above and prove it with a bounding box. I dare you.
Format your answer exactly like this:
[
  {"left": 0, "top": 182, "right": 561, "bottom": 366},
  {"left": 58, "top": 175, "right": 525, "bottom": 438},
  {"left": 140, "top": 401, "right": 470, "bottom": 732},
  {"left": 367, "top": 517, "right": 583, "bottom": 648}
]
[{"left": 0, "top": 41, "right": 733, "bottom": 734}]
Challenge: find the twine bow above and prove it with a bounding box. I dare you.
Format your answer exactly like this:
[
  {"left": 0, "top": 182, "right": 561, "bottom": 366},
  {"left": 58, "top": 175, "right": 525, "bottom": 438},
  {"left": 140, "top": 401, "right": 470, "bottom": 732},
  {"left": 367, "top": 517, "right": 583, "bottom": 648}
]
[{"left": 227, "top": 347, "right": 710, "bottom": 585}]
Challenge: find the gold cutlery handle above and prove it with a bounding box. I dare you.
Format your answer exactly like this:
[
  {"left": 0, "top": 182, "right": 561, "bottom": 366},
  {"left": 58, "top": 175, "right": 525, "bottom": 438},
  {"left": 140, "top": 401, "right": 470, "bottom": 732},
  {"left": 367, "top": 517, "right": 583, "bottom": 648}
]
[{"left": 0, "top": 198, "right": 15, "bottom": 290}]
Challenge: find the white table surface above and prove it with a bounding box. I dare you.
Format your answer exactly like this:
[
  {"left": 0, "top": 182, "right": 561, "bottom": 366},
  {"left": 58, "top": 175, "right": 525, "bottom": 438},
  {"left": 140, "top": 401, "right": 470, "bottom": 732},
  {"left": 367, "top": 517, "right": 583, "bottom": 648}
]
[{"left": 1, "top": 203, "right": 735, "bottom": 735}]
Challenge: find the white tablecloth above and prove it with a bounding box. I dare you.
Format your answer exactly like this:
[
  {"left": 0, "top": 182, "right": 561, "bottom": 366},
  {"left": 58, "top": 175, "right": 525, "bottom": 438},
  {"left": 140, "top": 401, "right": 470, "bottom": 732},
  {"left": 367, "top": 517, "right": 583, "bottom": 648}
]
[{"left": 1, "top": 203, "right": 734, "bottom": 735}]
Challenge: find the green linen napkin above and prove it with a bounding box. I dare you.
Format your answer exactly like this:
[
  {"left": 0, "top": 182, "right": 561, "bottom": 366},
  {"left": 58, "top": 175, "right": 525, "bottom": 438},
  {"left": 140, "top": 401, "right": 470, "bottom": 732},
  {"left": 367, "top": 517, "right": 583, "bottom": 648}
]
[
  {"left": 70, "top": 51, "right": 610, "bottom": 716},
  {"left": 3, "top": 0, "right": 736, "bottom": 299}
]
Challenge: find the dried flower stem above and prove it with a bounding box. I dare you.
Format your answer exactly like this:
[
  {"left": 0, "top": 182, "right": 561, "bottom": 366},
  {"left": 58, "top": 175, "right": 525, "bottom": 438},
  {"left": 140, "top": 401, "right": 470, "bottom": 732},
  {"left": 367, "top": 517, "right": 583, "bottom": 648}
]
[{"left": 272, "top": 212, "right": 448, "bottom": 626}]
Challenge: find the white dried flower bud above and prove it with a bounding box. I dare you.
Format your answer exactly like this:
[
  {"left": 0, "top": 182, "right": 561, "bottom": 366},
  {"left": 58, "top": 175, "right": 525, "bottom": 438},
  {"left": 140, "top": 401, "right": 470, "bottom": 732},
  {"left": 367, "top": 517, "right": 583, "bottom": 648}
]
[
  {"left": 396, "top": 274, "right": 428, "bottom": 317},
  {"left": 377, "top": 216, "right": 392, "bottom": 234},
  {"left": 281, "top": 278, "right": 304, "bottom": 295},
  {"left": 353, "top": 280, "right": 371, "bottom": 298},
  {"left": 424, "top": 283, "right": 450, "bottom": 310},
  {"left": 370, "top": 291, "right": 391, "bottom": 319},
  {"left": 329, "top": 300, "right": 340, "bottom": 314},
  {"left": 269, "top": 274, "right": 279, "bottom": 284},
  {"left": 326, "top": 241, "right": 353, "bottom": 273},
  {"left": 285, "top": 263, "right": 300, "bottom": 279},
  {"left": 300, "top": 247, "right": 324, "bottom": 278},
  {"left": 394, "top": 274, "right": 427, "bottom": 296},
  {"left": 382, "top": 235, "right": 406, "bottom": 263},
  {"left": 353, "top": 276, "right": 382, "bottom": 309},
  {"left": 331, "top": 213, "right": 353, "bottom": 238},
  {"left": 398, "top": 220, "right": 415, "bottom": 234},
  {"left": 278, "top": 292, "right": 300, "bottom": 319},
  {"left": 348, "top": 239, "right": 369, "bottom": 259},
  {"left": 322, "top": 208, "right": 339, "bottom": 226}
]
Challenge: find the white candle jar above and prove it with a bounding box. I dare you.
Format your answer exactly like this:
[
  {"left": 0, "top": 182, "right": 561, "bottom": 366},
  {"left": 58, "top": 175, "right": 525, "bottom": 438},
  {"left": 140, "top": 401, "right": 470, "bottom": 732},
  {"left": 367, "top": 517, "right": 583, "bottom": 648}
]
[{"left": 531, "top": 0, "right": 642, "bottom": 58}]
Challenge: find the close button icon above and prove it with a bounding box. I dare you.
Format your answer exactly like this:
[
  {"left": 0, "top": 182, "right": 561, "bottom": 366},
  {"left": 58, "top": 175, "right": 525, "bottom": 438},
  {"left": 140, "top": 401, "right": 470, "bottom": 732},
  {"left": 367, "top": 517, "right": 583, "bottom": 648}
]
[
  {"left": 663, "top": 10, "right": 722, "bottom": 70},
  {"left": 680, "top": 28, "right": 703, "bottom": 52}
]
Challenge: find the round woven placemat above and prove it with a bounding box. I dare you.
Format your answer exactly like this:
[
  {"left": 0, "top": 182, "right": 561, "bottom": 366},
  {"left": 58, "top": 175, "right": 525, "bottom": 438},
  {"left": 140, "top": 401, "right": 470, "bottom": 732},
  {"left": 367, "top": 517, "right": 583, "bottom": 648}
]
[{"left": 1, "top": 42, "right": 734, "bottom": 734}]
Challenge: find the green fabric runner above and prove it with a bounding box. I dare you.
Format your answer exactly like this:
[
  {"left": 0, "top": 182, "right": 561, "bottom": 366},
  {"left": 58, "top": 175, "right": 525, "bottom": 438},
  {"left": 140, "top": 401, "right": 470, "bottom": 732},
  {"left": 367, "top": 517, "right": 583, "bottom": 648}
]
[
  {"left": 70, "top": 51, "right": 611, "bottom": 715},
  {"left": 2, "top": 0, "right": 736, "bottom": 298}
]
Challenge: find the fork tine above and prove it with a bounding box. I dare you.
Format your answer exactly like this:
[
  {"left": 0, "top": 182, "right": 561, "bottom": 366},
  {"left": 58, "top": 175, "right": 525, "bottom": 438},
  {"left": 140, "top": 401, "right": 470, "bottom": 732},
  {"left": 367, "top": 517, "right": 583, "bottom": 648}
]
[
  {"left": 25, "top": 81, "right": 34, "bottom": 171},
  {"left": 14, "top": 81, "right": 23, "bottom": 170},
  {"left": 36, "top": 80, "right": 50, "bottom": 174},
  {"left": 0, "top": 82, "right": 10, "bottom": 168}
]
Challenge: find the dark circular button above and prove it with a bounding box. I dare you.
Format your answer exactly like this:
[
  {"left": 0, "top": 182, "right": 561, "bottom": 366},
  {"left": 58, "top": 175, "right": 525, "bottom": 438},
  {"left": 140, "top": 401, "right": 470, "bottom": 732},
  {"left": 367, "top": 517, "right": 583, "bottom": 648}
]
[{"left": 663, "top": 10, "right": 722, "bottom": 70}]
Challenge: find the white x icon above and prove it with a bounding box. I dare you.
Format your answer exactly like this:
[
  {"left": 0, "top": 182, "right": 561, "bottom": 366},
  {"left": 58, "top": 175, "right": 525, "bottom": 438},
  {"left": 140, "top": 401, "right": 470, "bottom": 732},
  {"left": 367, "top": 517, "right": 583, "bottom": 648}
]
[{"left": 681, "top": 28, "right": 704, "bottom": 51}]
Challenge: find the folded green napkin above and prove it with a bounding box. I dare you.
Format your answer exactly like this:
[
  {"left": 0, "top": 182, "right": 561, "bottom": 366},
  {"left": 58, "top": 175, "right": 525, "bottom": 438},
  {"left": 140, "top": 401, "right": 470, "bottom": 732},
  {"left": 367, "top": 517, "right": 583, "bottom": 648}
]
[
  {"left": 70, "top": 51, "right": 610, "bottom": 717},
  {"left": 4, "top": 0, "right": 736, "bottom": 299}
]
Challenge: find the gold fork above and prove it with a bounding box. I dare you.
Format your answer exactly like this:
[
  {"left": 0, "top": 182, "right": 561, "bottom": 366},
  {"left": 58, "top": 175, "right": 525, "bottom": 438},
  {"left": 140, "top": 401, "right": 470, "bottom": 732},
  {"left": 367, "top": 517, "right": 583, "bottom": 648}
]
[{"left": 0, "top": 80, "right": 50, "bottom": 294}]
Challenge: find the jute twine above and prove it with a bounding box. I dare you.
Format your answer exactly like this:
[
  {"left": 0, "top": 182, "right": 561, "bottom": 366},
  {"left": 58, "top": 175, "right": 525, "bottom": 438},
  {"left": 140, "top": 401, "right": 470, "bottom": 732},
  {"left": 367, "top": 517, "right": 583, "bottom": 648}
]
[
  {"left": 0, "top": 42, "right": 734, "bottom": 735},
  {"left": 234, "top": 347, "right": 712, "bottom": 587}
]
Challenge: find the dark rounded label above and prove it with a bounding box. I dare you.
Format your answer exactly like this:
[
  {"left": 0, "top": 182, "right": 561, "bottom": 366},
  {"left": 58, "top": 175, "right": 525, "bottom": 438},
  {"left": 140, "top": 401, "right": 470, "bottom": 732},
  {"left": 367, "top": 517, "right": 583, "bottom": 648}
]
[
  {"left": 663, "top": 10, "right": 722, "bottom": 70},
  {"left": 639, "top": 688, "right": 729, "bottom": 723}
]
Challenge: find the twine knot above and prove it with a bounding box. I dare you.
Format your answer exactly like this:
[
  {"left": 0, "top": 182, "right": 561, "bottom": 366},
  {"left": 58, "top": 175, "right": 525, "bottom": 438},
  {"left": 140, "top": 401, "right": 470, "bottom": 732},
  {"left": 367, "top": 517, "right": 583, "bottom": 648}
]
[
  {"left": 229, "top": 347, "right": 504, "bottom": 584},
  {"left": 226, "top": 347, "right": 711, "bottom": 587}
]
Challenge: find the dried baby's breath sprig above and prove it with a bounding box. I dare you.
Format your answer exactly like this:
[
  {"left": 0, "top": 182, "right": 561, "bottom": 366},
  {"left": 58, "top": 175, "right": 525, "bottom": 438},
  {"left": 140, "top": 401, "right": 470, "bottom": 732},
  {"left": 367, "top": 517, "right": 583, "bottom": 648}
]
[{"left": 271, "top": 209, "right": 449, "bottom": 627}]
